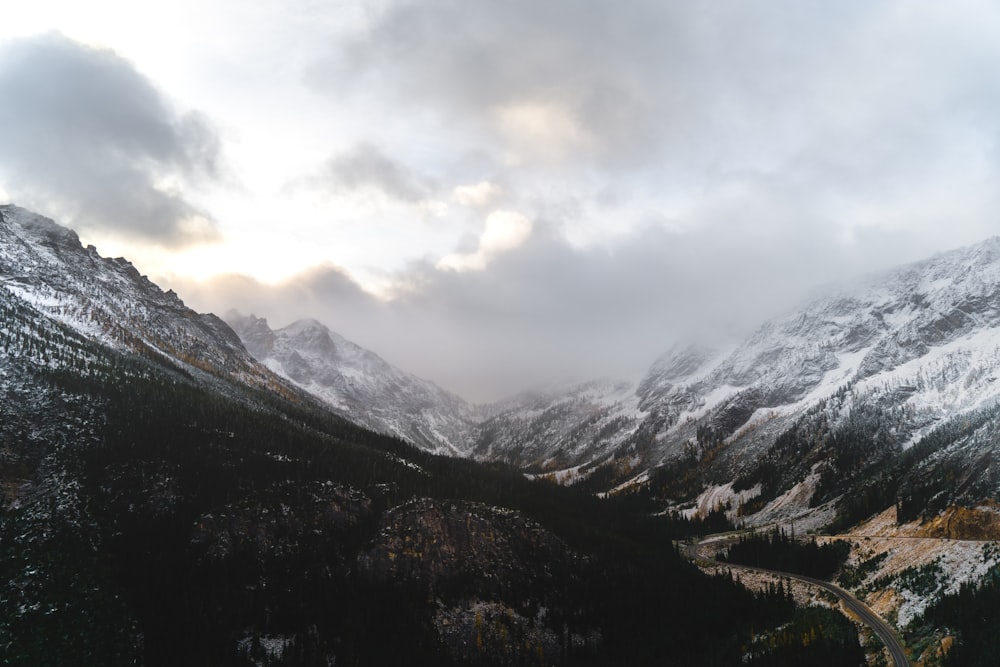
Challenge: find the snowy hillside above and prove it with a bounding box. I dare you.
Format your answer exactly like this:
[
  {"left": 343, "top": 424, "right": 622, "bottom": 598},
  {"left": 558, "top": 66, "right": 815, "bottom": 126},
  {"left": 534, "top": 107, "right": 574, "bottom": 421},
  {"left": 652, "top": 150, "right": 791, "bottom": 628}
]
[
  {"left": 3, "top": 200, "right": 1000, "bottom": 581},
  {"left": 225, "top": 313, "right": 478, "bottom": 455},
  {"left": 624, "top": 237, "right": 1000, "bottom": 526},
  {"left": 641, "top": 237, "right": 1000, "bottom": 459},
  {"left": 220, "top": 235, "right": 1000, "bottom": 518},
  {"left": 0, "top": 204, "right": 283, "bottom": 395},
  {"left": 472, "top": 378, "right": 646, "bottom": 474}
]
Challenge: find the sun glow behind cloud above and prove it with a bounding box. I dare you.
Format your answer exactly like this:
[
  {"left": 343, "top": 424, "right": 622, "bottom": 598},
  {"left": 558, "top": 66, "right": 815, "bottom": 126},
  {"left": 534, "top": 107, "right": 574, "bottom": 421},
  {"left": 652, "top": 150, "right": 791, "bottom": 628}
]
[
  {"left": 437, "top": 211, "right": 533, "bottom": 272},
  {"left": 495, "top": 102, "right": 593, "bottom": 164}
]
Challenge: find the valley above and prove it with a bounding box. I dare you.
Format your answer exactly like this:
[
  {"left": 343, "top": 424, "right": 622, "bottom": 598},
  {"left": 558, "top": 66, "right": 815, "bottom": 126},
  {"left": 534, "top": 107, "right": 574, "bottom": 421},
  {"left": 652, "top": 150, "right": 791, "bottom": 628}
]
[{"left": 3, "top": 203, "right": 1000, "bottom": 664}]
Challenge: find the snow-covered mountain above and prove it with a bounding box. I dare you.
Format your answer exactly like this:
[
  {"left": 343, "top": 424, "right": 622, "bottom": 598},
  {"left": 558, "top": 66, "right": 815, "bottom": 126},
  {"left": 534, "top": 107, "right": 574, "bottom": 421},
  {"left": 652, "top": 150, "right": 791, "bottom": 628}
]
[
  {"left": 471, "top": 378, "right": 645, "bottom": 474},
  {"left": 225, "top": 313, "right": 478, "bottom": 455},
  {"left": 219, "top": 234, "right": 1000, "bottom": 527},
  {"left": 0, "top": 204, "right": 286, "bottom": 396},
  {"left": 595, "top": 236, "right": 1000, "bottom": 524},
  {"left": 2, "top": 204, "right": 658, "bottom": 664},
  {"left": 4, "top": 200, "right": 1000, "bottom": 572},
  {"left": 634, "top": 236, "right": 1000, "bottom": 462},
  {"left": 16, "top": 191, "right": 995, "bottom": 524}
]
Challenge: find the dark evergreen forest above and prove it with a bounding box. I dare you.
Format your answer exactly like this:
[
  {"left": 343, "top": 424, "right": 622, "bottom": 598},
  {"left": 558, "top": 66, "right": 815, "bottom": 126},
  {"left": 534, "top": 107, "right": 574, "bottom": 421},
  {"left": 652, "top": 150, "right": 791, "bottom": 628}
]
[
  {"left": 0, "top": 304, "right": 870, "bottom": 665},
  {"left": 721, "top": 528, "right": 850, "bottom": 580}
]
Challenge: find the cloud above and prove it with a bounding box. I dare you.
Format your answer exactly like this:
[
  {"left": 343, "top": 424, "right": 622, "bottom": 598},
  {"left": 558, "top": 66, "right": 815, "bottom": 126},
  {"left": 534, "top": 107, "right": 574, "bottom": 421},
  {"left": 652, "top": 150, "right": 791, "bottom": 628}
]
[
  {"left": 311, "top": 0, "right": 1000, "bottom": 231},
  {"left": 0, "top": 32, "right": 222, "bottom": 245},
  {"left": 316, "top": 142, "right": 434, "bottom": 203},
  {"left": 46, "top": 0, "right": 1000, "bottom": 401},
  {"left": 177, "top": 193, "right": 922, "bottom": 401},
  {"left": 174, "top": 263, "right": 380, "bottom": 328},
  {"left": 437, "top": 210, "right": 532, "bottom": 272},
  {"left": 314, "top": 0, "right": 878, "bottom": 170},
  {"left": 452, "top": 181, "right": 501, "bottom": 208}
]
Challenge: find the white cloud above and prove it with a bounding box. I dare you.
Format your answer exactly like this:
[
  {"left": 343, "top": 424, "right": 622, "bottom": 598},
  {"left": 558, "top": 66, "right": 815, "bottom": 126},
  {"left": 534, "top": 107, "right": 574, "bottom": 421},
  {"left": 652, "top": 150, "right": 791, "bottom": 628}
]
[
  {"left": 437, "top": 210, "right": 533, "bottom": 272},
  {"left": 12, "top": 1, "right": 1000, "bottom": 398},
  {"left": 452, "top": 181, "right": 502, "bottom": 208},
  {"left": 495, "top": 102, "right": 593, "bottom": 163},
  {"left": 0, "top": 33, "right": 222, "bottom": 245}
]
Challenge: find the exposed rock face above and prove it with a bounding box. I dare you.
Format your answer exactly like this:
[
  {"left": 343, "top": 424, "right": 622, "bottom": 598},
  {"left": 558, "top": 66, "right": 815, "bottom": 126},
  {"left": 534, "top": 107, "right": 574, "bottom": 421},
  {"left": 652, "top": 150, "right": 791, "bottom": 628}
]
[{"left": 921, "top": 503, "right": 1000, "bottom": 540}]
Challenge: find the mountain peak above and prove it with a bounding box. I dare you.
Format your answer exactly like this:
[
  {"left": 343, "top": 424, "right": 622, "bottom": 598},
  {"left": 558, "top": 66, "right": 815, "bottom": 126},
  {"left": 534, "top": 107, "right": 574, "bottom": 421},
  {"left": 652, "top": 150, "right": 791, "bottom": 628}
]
[
  {"left": 225, "top": 312, "right": 477, "bottom": 455},
  {"left": 285, "top": 317, "right": 326, "bottom": 332},
  {"left": 0, "top": 206, "right": 276, "bottom": 394},
  {"left": 224, "top": 311, "right": 276, "bottom": 359},
  {"left": 0, "top": 204, "right": 81, "bottom": 249}
]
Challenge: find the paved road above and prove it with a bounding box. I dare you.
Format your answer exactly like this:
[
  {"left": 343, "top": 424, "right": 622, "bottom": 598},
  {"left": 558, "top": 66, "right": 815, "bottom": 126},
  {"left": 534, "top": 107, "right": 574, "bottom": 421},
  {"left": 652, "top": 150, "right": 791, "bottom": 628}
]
[{"left": 685, "top": 538, "right": 910, "bottom": 667}]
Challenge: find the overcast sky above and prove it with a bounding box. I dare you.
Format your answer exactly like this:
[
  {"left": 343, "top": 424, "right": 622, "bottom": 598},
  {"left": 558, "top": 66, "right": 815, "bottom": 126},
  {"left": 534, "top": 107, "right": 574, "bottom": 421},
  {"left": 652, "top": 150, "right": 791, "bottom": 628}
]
[{"left": 3, "top": 1, "right": 1000, "bottom": 400}]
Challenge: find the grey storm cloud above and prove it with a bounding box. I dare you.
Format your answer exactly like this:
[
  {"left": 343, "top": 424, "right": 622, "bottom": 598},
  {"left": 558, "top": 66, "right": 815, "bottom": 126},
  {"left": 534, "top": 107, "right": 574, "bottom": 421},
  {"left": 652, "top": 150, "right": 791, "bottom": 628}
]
[
  {"left": 321, "top": 142, "right": 433, "bottom": 202},
  {"left": 310, "top": 0, "right": 1000, "bottom": 222},
  {"left": 174, "top": 264, "right": 385, "bottom": 339},
  {"left": 0, "top": 33, "right": 222, "bottom": 245},
  {"left": 315, "top": 0, "right": 877, "bottom": 168}
]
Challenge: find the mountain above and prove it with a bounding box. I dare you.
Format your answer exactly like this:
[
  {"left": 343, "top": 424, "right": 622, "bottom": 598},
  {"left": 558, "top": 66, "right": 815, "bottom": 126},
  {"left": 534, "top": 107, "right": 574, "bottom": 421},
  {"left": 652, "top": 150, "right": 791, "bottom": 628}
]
[
  {"left": 0, "top": 204, "right": 296, "bottom": 399},
  {"left": 225, "top": 312, "right": 477, "bottom": 455},
  {"left": 5, "top": 204, "right": 823, "bottom": 665},
  {"left": 601, "top": 236, "right": 1000, "bottom": 527},
  {"left": 222, "top": 233, "right": 1000, "bottom": 532},
  {"left": 7, "top": 202, "right": 1000, "bottom": 662},
  {"left": 488, "top": 237, "right": 1000, "bottom": 497},
  {"left": 471, "top": 378, "right": 645, "bottom": 475},
  {"left": 222, "top": 309, "right": 657, "bottom": 470}
]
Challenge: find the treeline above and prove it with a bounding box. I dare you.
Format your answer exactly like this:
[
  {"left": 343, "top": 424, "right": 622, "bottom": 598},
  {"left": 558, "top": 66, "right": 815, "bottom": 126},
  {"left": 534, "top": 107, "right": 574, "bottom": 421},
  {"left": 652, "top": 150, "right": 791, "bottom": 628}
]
[
  {"left": 733, "top": 386, "right": 911, "bottom": 518},
  {"left": 725, "top": 380, "right": 1000, "bottom": 534},
  {"left": 0, "top": 340, "right": 830, "bottom": 666},
  {"left": 830, "top": 400, "right": 1000, "bottom": 531},
  {"left": 721, "top": 528, "right": 850, "bottom": 580},
  {"left": 744, "top": 606, "right": 866, "bottom": 667},
  {"left": 918, "top": 564, "right": 1000, "bottom": 666}
]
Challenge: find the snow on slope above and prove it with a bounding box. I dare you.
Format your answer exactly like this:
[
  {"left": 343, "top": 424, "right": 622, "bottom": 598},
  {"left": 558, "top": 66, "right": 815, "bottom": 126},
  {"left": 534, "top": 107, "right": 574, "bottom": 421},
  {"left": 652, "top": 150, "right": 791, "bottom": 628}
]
[
  {"left": 8, "top": 202, "right": 1000, "bottom": 522},
  {"left": 635, "top": 236, "right": 1000, "bottom": 472},
  {"left": 472, "top": 378, "right": 647, "bottom": 470},
  {"left": 0, "top": 205, "right": 277, "bottom": 392},
  {"left": 225, "top": 311, "right": 654, "bottom": 464},
  {"left": 226, "top": 312, "right": 478, "bottom": 455},
  {"left": 222, "top": 234, "right": 1000, "bottom": 496}
]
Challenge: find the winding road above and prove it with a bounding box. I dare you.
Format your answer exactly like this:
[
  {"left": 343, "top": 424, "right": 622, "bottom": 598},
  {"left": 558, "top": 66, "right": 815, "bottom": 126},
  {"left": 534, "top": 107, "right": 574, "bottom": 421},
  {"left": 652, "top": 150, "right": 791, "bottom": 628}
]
[{"left": 684, "top": 537, "right": 911, "bottom": 667}]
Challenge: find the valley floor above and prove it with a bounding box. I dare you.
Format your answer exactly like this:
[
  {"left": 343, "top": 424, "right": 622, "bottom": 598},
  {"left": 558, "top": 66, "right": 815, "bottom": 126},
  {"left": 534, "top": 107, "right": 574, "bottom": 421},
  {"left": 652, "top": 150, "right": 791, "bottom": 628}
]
[{"left": 690, "top": 504, "right": 1000, "bottom": 665}]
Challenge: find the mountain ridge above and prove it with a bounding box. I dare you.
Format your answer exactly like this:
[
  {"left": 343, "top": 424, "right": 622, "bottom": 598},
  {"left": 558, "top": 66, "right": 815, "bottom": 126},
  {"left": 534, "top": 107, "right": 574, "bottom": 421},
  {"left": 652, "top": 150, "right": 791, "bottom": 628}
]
[
  {"left": 5, "top": 202, "right": 1000, "bottom": 662},
  {"left": 3, "top": 203, "right": 820, "bottom": 665},
  {"left": 7, "top": 200, "right": 1000, "bottom": 527},
  {"left": 219, "top": 231, "right": 1000, "bottom": 531},
  {"left": 224, "top": 311, "right": 478, "bottom": 455}
]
